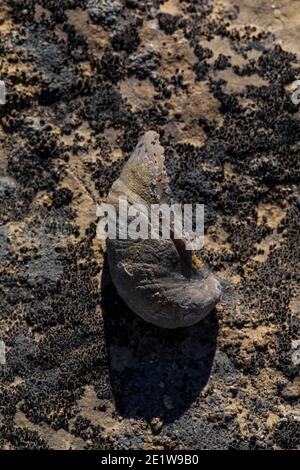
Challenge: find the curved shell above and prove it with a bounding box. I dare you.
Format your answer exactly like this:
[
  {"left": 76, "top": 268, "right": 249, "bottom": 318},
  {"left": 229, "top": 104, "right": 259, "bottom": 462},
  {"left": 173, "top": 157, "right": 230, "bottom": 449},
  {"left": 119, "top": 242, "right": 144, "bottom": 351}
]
[{"left": 106, "top": 131, "right": 222, "bottom": 328}]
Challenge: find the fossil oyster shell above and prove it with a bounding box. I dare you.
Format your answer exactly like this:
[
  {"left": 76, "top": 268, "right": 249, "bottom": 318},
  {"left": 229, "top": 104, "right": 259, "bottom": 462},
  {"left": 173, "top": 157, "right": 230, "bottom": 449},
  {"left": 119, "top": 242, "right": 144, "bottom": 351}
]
[{"left": 106, "top": 131, "right": 222, "bottom": 328}]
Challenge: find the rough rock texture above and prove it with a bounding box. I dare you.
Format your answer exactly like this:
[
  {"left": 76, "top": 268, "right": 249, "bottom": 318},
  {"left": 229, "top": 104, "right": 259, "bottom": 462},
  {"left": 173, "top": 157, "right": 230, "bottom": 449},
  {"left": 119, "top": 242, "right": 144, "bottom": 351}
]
[{"left": 0, "top": 0, "right": 299, "bottom": 450}]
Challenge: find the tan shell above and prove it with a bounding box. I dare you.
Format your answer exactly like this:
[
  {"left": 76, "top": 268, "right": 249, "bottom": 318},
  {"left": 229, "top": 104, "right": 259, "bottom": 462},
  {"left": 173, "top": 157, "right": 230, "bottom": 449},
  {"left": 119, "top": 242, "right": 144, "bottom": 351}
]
[{"left": 106, "top": 131, "right": 222, "bottom": 328}]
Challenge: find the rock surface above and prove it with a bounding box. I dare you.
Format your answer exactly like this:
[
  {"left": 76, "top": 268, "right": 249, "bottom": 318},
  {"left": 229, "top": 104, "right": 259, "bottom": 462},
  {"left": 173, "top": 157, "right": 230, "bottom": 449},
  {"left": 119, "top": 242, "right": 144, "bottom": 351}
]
[{"left": 0, "top": 0, "right": 299, "bottom": 450}]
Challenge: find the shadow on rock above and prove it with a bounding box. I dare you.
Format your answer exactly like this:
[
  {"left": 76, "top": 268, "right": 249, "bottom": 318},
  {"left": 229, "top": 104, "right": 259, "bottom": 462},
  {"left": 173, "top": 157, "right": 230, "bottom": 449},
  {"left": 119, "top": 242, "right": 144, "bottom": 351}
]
[{"left": 101, "top": 255, "right": 219, "bottom": 423}]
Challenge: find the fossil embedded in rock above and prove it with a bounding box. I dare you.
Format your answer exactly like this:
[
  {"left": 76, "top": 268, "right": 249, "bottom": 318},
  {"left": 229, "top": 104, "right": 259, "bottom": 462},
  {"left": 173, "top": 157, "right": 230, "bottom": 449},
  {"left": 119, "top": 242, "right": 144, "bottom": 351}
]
[{"left": 106, "top": 131, "right": 222, "bottom": 328}]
